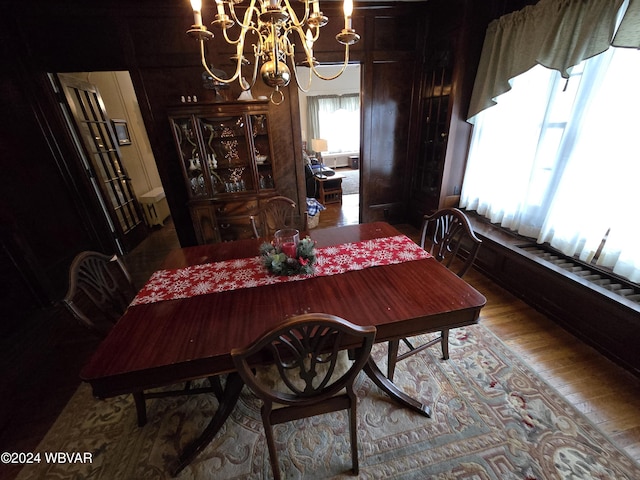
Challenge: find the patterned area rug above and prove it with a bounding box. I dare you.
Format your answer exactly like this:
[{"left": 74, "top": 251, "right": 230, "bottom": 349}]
[{"left": 16, "top": 325, "right": 640, "bottom": 480}]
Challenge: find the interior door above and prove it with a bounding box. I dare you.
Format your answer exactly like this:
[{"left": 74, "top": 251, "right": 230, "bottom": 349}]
[{"left": 56, "top": 74, "right": 147, "bottom": 254}]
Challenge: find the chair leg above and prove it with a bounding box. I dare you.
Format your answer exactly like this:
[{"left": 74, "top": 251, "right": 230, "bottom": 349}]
[
  {"left": 262, "top": 408, "right": 281, "bottom": 480},
  {"left": 349, "top": 402, "right": 359, "bottom": 474},
  {"left": 387, "top": 339, "right": 400, "bottom": 380},
  {"left": 133, "top": 391, "right": 147, "bottom": 427},
  {"left": 441, "top": 329, "right": 450, "bottom": 360},
  {"left": 209, "top": 375, "right": 224, "bottom": 401}
]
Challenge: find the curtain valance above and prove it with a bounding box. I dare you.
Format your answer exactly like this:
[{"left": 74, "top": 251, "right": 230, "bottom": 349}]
[
  {"left": 613, "top": 0, "right": 640, "bottom": 48},
  {"left": 468, "top": 0, "right": 625, "bottom": 121}
]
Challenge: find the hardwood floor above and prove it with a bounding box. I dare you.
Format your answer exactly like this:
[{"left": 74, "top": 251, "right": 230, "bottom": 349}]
[
  {"left": 1, "top": 198, "right": 639, "bottom": 479},
  {"left": 316, "top": 192, "right": 360, "bottom": 228}
]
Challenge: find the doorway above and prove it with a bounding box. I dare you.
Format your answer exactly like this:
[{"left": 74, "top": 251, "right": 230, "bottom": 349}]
[
  {"left": 52, "top": 71, "right": 177, "bottom": 254},
  {"left": 296, "top": 64, "right": 361, "bottom": 225}
]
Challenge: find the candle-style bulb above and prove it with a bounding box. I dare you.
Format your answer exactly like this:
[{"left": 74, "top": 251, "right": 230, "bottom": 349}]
[
  {"left": 215, "top": 0, "right": 225, "bottom": 15},
  {"left": 343, "top": 0, "right": 353, "bottom": 29},
  {"left": 306, "top": 28, "right": 314, "bottom": 51},
  {"left": 191, "top": 0, "right": 203, "bottom": 26},
  {"left": 343, "top": 0, "right": 353, "bottom": 17}
]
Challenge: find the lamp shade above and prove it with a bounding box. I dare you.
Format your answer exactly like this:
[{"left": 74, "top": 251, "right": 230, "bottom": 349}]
[{"left": 311, "top": 138, "right": 328, "bottom": 152}]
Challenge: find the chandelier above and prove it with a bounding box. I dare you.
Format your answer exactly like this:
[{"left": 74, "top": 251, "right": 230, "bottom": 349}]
[{"left": 187, "top": 0, "right": 360, "bottom": 105}]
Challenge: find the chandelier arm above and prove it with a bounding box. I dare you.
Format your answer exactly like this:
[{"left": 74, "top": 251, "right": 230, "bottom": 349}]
[
  {"left": 243, "top": 43, "right": 261, "bottom": 91},
  {"left": 221, "top": 21, "right": 260, "bottom": 47},
  {"left": 281, "top": 0, "right": 309, "bottom": 27},
  {"left": 289, "top": 24, "right": 315, "bottom": 63},
  {"left": 200, "top": 40, "right": 242, "bottom": 85},
  {"left": 291, "top": 60, "right": 314, "bottom": 93},
  {"left": 309, "top": 45, "right": 352, "bottom": 81},
  {"left": 220, "top": 3, "right": 260, "bottom": 45},
  {"left": 227, "top": 0, "right": 260, "bottom": 30},
  {"left": 219, "top": 27, "right": 242, "bottom": 46},
  {"left": 309, "top": 25, "right": 321, "bottom": 43}
]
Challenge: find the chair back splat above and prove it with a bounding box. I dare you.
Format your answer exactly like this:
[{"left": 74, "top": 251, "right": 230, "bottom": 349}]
[
  {"left": 420, "top": 207, "right": 482, "bottom": 278},
  {"left": 250, "top": 195, "right": 298, "bottom": 239},
  {"left": 63, "top": 251, "right": 137, "bottom": 337},
  {"left": 232, "top": 313, "right": 376, "bottom": 480}
]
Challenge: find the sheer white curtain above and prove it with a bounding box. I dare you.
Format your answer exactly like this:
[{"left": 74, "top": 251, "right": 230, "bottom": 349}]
[
  {"left": 307, "top": 94, "right": 360, "bottom": 153},
  {"left": 460, "top": 65, "right": 558, "bottom": 237},
  {"left": 538, "top": 47, "right": 640, "bottom": 281},
  {"left": 461, "top": 46, "right": 640, "bottom": 282}
]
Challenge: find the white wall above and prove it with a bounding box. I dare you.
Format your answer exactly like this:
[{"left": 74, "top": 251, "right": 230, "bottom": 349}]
[{"left": 296, "top": 64, "right": 361, "bottom": 149}]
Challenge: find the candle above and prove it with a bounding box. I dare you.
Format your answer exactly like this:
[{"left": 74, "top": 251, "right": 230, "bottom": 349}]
[
  {"left": 343, "top": 0, "right": 353, "bottom": 29},
  {"left": 274, "top": 228, "right": 300, "bottom": 258},
  {"left": 215, "top": 0, "right": 225, "bottom": 16},
  {"left": 191, "top": 0, "right": 203, "bottom": 26},
  {"left": 281, "top": 242, "right": 297, "bottom": 258},
  {"left": 306, "top": 28, "right": 314, "bottom": 56}
]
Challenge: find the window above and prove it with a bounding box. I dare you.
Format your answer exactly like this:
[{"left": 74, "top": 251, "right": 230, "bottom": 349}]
[
  {"left": 461, "top": 46, "right": 640, "bottom": 283},
  {"left": 307, "top": 94, "right": 360, "bottom": 153}
]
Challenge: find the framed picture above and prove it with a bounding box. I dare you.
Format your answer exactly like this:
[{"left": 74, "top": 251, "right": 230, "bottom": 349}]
[{"left": 112, "top": 119, "right": 132, "bottom": 146}]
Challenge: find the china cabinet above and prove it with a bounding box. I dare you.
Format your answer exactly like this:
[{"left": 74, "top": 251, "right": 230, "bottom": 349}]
[{"left": 168, "top": 101, "right": 276, "bottom": 243}]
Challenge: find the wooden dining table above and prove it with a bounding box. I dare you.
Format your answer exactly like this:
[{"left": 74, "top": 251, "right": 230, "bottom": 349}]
[{"left": 80, "top": 222, "right": 486, "bottom": 475}]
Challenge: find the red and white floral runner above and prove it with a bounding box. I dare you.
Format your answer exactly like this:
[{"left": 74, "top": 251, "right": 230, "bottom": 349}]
[{"left": 131, "top": 234, "right": 431, "bottom": 306}]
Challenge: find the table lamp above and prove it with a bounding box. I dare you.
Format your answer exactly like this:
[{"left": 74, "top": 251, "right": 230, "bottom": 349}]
[{"left": 311, "top": 138, "right": 329, "bottom": 179}]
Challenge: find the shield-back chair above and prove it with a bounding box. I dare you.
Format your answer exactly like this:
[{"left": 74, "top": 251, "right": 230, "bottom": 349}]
[
  {"left": 231, "top": 313, "right": 376, "bottom": 480},
  {"left": 387, "top": 208, "right": 482, "bottom": 379},
  {"left": 63, "top": 251, "right": 222, "bottom": 426},
  {"left": 250, "top": 195, "right": 300, "bottom": 239}
]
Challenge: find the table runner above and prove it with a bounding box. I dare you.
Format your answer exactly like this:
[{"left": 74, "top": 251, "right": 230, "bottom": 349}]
[{"left": 130, "top": 234, "right": 431, "bottom": 306}]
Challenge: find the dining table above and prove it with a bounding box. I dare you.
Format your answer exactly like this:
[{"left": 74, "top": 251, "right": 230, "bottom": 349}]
[{"left": 80, "top": 221, "right": 486, "bottom": 475}]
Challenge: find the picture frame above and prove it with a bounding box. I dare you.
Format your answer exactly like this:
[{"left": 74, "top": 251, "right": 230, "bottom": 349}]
[{"left": 112, "top": 119, "right": 132, "bottom": 146}]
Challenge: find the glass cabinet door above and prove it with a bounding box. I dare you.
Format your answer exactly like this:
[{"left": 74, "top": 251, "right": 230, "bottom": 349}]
[
  {"left": 171, "top": 116, "right": 210, "bottom": 199},
  {"left": 198, "top": 115, "right": 254, "bottom": 193},
  {"left": 414, "top": 67, "right": 451, "bottom": 201},
  {"left": 250, "top": 114, "right": 275, "bottom": 190}
]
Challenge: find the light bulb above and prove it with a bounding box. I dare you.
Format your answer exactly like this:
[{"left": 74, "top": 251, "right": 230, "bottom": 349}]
[
  {"left": 191, "top": 0, "right": 203, "bottom": 26},
  {"left": 343, "top": 0, "right": 353, "bottom": 17}
]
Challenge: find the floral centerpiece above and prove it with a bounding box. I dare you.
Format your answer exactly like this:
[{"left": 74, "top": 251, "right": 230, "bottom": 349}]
[{"left": 260, "top": 235, "right": 317, "bottom": 276}]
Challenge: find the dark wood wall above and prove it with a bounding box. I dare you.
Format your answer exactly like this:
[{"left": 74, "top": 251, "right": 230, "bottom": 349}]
[{"left": 0, "top": 0, "right": 532, "bottom": 335}]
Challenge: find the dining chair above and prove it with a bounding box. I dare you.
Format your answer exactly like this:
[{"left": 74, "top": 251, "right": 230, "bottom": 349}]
[
  {"left": 231, "top": 313, "right": 376, "bottom": 480},
  {"left": 62, "top": 251, "right": 137, "bottom": 338},
  {"left": 250, "top": 195, "right": 300, "bottom": 239},
  {"left": 63, "top": 251, "right": 223, "bottom": 426},
  {"left": 387, "top": 208, "right": 482, "bottom": 380}
]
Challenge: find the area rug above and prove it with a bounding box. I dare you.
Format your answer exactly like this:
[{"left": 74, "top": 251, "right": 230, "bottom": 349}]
[
  {"left": 16, "top": 325, "right": 640, "bottom": 480},
  {"left": 339, "top": 168, "right": 359, "bottom": 195}
]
